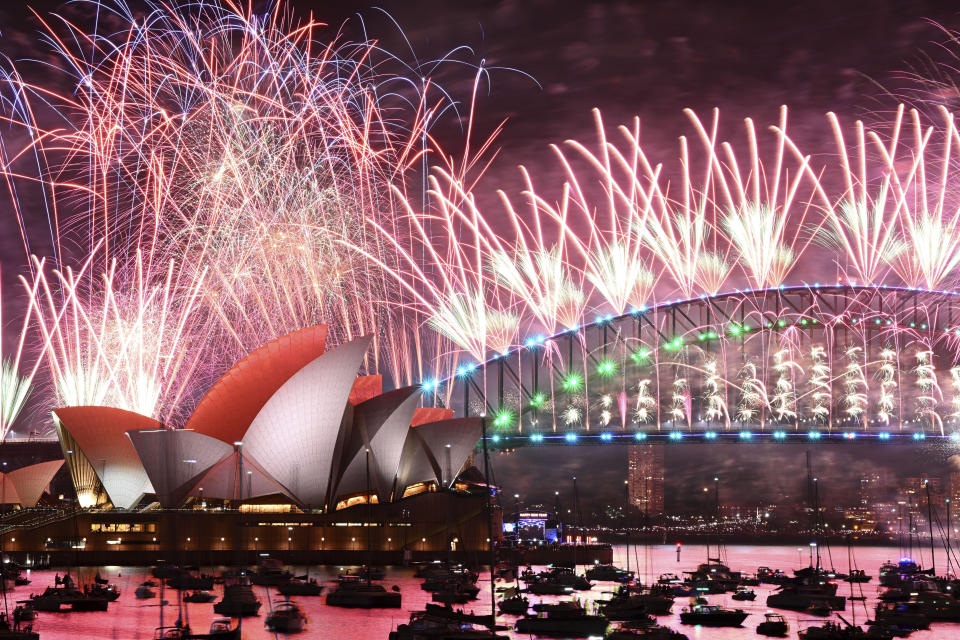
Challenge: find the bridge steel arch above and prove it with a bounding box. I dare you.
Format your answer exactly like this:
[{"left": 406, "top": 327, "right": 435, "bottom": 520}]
[{"left": 426, "top": 284, "right": 960, "bottom": 447}]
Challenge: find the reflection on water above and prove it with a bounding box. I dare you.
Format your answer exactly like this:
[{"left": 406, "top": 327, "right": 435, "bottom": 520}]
[{"left": 12, "top": 544, "right": 960, "bottom": 639}]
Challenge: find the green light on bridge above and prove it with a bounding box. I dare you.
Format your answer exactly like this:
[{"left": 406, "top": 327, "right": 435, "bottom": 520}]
[
  {"left": 562, "top": 373, "right": 583, "bottom": 392},
  {"left": 493, "top": 409, "right": 514, "bottom": 428},
  {"left": 631, "top": 348, "right": 651, "bottom": 363},
  {"left": 529, "top": 393, "right": 546, "bottom": 408},
  {"left": 663, "top": 337, "right": 684, "bottom": 350},
  {"left": 597, "top": 360, "right": 617, "bottom": 377}
]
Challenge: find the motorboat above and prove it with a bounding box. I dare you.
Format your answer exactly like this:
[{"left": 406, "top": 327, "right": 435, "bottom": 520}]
[
  {"left": 265, "top": 600, "right": 308, "bottom": 633},
  {"left": 739, "top": 573, "right": 761, "bottom": 586},
  {"left": 602, "top": 585, "right": 674, "bottom": 615},
  {"left": 277, "top": 577, "right": 324, "bottom": 596},
  {"left": 166, "top": 573, "right": 214, "bottom": 591},
  {"left": 585, "top": 563, "right": 635, "bottom": 582},
  {"left": 153, "top": 619, "right": 240, "bottom": 639},
  {"left": 326, "top": 580, "right": 401, "bottom": 608},
  {"left": 597, "top": 594, "right": 655, "bottom": 622},
  {"left": 757, "top": 567, "right": 789, "bottom": 584},
  {"left": 26, "top": 585, "right": 109, "bottom": 612},
  {"left": 389, "top": 611, "right": 507, "bottom": 639},
  {"left": 250, "top": 557, "right": 292, "bottom": 587},
  {"left": 339, "top": 566, "right": 385, "bottom": 581},
  {"left": 873, "top": 601, "right": 931, "bottom": 630},
  {"left": 136, "top": 585, "right": 157, "bottom": 599},
  {"left": 678, "top": 603, "right": 747, "bottom": 627},
  {"left": 90, "top": 583, "right": 120, "bottom": 601},
  {"left": 183, "top": 590, "right": 216, "bottom": 603},
  {"left": 906, "top": 589, "right": 960, "bottom": 620},
  {"left": 657, "top": 573, "right": 681, "bottom": 585},
  {"left": 605, "top": 622, "right": 689, "bottom": 640},
  {"left": 844, "top": 569, "right": 871, "bottom": 583},
  {"left": 878, "top": 558, "right": 926, "bottom": 587},
  {"left": 213, "top": 582, "right": 261, "bottom": 617},
  {"left": 766, "top": 581, "right": 845, "bottom": 612},
  {"left": 423, "top": 603, "right": 499, "bottom": 628},
  {"left": 798, "top": 621, "right": 869, "bottom": 639},
  {"left": 756, "top": 612, "right": 789, "bottom": 637},
  {"left": 515, "top": 600, "right": 608, "bottom": 637},
  {"left": 498, "top": 593, "right": 528, "bottom": 615},
  {"left": 525, "top": 580, "right": 574, "bottom": 595},
  {"left": 731, "top": 587, "right": 756, "bottom": 601}
]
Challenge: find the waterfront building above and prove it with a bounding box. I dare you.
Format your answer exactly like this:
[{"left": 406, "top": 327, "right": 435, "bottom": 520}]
[{"left": 627, "top": 444, "right": 664, "bottom": 517}]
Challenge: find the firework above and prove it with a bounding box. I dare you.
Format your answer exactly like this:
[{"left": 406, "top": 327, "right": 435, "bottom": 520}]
[{"left": 877, "top": 348, "right": 898, "bottom": 425}]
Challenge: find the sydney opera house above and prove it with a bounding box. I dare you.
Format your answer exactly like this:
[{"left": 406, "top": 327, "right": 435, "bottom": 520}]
[{"left": 0, "top": 326, "right": 494, "bottom": 562}]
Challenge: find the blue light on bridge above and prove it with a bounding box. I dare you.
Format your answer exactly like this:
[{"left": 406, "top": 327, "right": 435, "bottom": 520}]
[
  {"left": 530, "top": 433, "right": 544, "bottom": 443},
  {"left": 491, "top": 434, "right": 500, "bottom": 443},
  {"left": 844, "top": 432, "right": 857, "bottom": 440},
  {"left": 634, "top": 432, "right": 647, "bottom": 441},
  {"left": 739, "top": 431, "right": 752, "bottom": 440},
  {"left": 913, "top": 432, "right": 926, "bottom": 441},
  {"left": 878, "top": 432, "right": 891, "bottom": 440},
  {"left": 565, "top": 432, "right": 578, "bottom": 443},
  {"left": 772, "top": 431, "right": 786, "bottom": 440},
  {"left": 704, "top": 431, "right": 717, "bottom": 439},
  {"left": 421, "top": 378, "right": 438, "bottom": 391},
  {"left": 600, "top": 432, "right": 613, "bottom": 442},
  {"left": 808, "top": 431, "right": 821, "bottom": 440},
  {"left": 951, "top": 432, "right": 960, "bottom": 442},
  {"left": 669, "top": 432, "right": 684, "bottom": 441}
]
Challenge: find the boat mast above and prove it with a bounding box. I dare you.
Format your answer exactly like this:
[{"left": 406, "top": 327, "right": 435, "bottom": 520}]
[
  {"left": 480, "top": 417, "right": 497, "bottom": 629},
  {"left": 925, "top": 481, "right": 936, "bottom": 577}
]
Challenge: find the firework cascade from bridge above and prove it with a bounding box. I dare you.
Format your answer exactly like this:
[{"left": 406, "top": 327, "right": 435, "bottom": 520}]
[{"left": 428, "top": 283, "right": 960, "bottom": 445}]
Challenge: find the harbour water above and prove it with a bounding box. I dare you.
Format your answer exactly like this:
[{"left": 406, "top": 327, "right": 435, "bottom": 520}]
[{"left": 12, "top": 543, "right": 960, "bottom": 638}]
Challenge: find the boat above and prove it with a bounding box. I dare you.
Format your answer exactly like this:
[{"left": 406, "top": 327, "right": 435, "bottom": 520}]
[
  {"left": 597, "top": 594, "right": 655, "bottom": 622},
  {"left": 798, "top": 621, "right": 869, "bottom": 639},
  {"left": 657, "top": 573, "right": 682, "bottom": 585},
  {"left": 872, "top": 601, "right": 931, "bottom": 630},
  {"left": 326, "top": 580, "right": 401, "bottom": 608},
  {"left": 277, "top": 577, "right": 324, "bottom": 596},
  {"left": 213, "top": 581, "right": 261, "bottom": 617},
  {"left": 389, "top": 611, "right": 507, "bottom": 639},
  {"left": 183, "top": 590, "right": 216, "bottom": 603},
  {"left": 844, "top": 569, "right": 871, "bottom": 583},
  {"left": 585, "top": 563, "right": 635, "bottom": 582},
  {"left": 26, "top": 585, "right": 110, "bottom": 612},
  {"left": 431, "top": 582, "right": 479, "bottom": 605},
  {"left": 525, "top": 579, "right": 574, "bottom": 595},
  {"left": 878, "top": 558, "right": 927, "bottom": 587},
  {"left": 250, "top": 557, "right": 292, "bottom": 586},
  {"left": 678, "top": 603, "right": 747, "bottom": 627},
  {"left": 136, "top": 585, "right": 157, "bottom": 599},
  {"left": 731, "top": 587, "right": 756, "bottom": 601},
  {"left": 11, "top": 606, "right": 33, "bottom": 624},
  {"left": 90, "top": 583, "right": 120, "bottom": 601},
  {"left": 757, "top": 567, "right": 789, "bottom": 585},
  {"left": 605, "top": 622, "right": 689, "bottom": 639},
  {"left": 906, "top": 589, "right": 960, "bottom": 620},
  {"left": 766, "top": 581, "right": 845, "bottom": 612},
  {"left": 498, "top": 593, "right": 528, "bottom": 615},
  {"left": 153, "top": 619, "right": 240, "bottom": 639},
  {"left": 515, "top": 600, "right": 608, "bottom": 637},
  {"left": 756, "top": 612, "right": 789, "bottom": 637},
  {"left": 265, "top": 600, "right": 308, "bottom": 633},
  {"left": 166, "top": 573, "right": 215, "bottom": 591},
  {"left": 339, "top": 566, "right": 385, "bottom": 581},
  {"left": 423, "top": 603, "right": 501, "bottom": 628},
  {"left": 601, "top": 585, "right": 674, "bottom": 616}
]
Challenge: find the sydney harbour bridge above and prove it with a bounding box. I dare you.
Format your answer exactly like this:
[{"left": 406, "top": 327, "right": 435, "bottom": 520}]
[{"left": 432, "top": 283, "right": 960, "bottom": 447}]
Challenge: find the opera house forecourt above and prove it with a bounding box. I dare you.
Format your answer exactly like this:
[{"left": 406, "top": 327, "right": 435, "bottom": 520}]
[{"left": 1, "top": 325, "right": 496, "bottom": 565}]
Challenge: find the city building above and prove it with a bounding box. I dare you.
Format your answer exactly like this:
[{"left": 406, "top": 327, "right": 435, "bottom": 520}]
[{"left": 627, "top": 444, "right": 664, "bottom": 517}]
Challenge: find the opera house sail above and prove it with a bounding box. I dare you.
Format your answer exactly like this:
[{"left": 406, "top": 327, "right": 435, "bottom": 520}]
[{"left": 51, "top": 325, "right": 481, "bottom": 512}]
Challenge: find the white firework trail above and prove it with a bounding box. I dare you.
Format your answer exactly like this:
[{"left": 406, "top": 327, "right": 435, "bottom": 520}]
[
  {"left": 843, "top": 346, "right": 868, "bottom": 422},
  {"left": 702, "top": 359, "right": 728, "bottom": 425},
  {"left": 634, "top": 379, "right": 656, "bottom": 424},
  {"left": 877, "top": 348, "right": 898, "bottom": 425},
  {"left": 735, "top": 362, "right": 767, "bottom": 425},
  {"left": 915, "top": 350, "right": 943, "bottom": 433},
  {"left": 809, "top": 346, "right": 832, "bottom": 424},
  {"left": 771, "top": 349, "right": 801, "bottom": 422}
]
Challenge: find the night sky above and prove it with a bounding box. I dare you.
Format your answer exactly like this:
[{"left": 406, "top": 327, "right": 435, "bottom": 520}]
[{"left": 3, "top": 0, "right": 960, "bottom": 510}]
